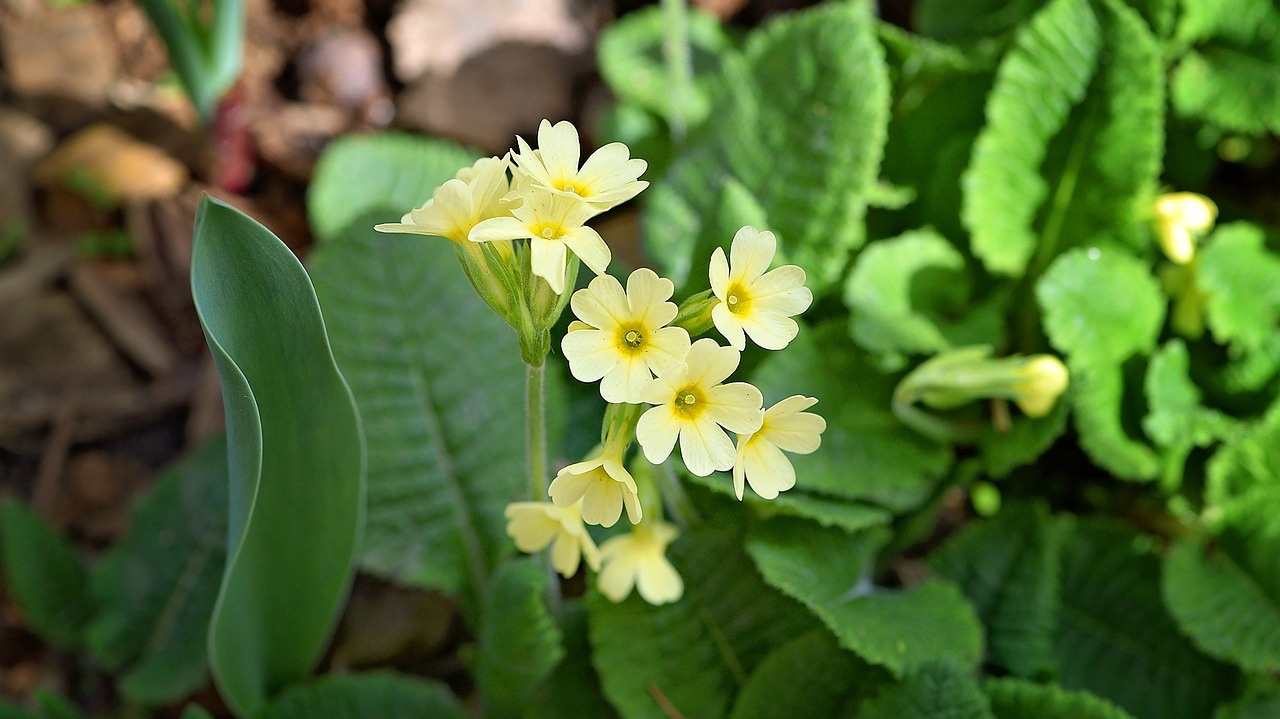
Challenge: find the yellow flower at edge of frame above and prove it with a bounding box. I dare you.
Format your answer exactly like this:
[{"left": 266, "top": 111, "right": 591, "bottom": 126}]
[{"left": 734, "top": 395, "right": 826, "bottom": 501}]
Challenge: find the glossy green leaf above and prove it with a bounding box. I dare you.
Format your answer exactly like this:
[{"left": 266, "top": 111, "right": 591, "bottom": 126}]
[
  {"left": 86, "top": 436, "right": 229, "bottom": 705},
  {"left": 1055, "top": 519, "right": 1236, "bottom": 719},
  {"left": 747, "top": 519, "right": 984, "bottom": 676},
  {"left": 986, "top": 678, "right": 1137, "bottom": 719},
  {"left": 309, "top": 223, "right": 525, "bottom": 601},
  {"left": 255, "top": 672, "right": 465, "bottom": 719},
  {"left": 929, "top": 502, "right": 1063, "bottom": 677},
  {"left": 729, "top": 630, "right": 889, "bottom": 719},
  {"left": 192, "top": 197, "right": 364, "bottom": 717},
  {"left": 750, "top": 322, "right": 952, "bottom": 513},
  {"left": 307, "top": 133, "right": 478, "bottom": 244},
  {"left": 861, "top": 663, "right": 994, "bottom": 719},
  {"left": 476, "top": 558, "right": 563, "bottom": 717},
  {"left": 0, "top": 500, "right": 89, "bottom": 649},
  {"left": 588, "top": 519, "right": 818, "bottom": 719}
]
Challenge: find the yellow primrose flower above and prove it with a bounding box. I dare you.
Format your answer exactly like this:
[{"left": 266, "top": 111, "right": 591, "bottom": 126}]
[
  {"left": 709, "top": 226, "right": 813, "bottom": 351},
  {"left": 636, "top": 338, "right": 764, "bottom": 476},
  {"left": 512, "top": 119, "right": 649, "bottom": 210},
  {"left": 1011, "top": 355, "right": 1069, "bottom": 418},
  {"left": 374, "top": 155, "right": 513, "bottom": 252},
  {"left": 733, "top": 396, "right": 826, "bottom": 501},
  {"left": 504, "top": 501, "right": 600, "bottom": 578},
  {"left": 469, "top": 190, "right": 609, "bottom": 294},
  {"left": 598, "top": 521, "right": 683, "bottom": 605},
  {"left": 562, "top": 268, "right": 691, "bottom": 404},
  {"left": 1153, "top": 192, "right": 1217, "bottom": 265},
  {"left": 548, "top": 444, "right": 642, "bottom": 528}
]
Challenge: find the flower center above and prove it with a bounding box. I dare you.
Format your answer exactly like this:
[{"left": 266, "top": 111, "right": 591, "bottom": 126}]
[
  {"left": 725, "top": 283, "right": 751, "bottom": 315},
  {"left": 625, "top": 330, "right": 642, "bottom": 347},
  {"left": 673, "top": 386, "right": 706, "bottom": 419},
  {"left": 617, "top": 325, "right": 646, "bottom": 356},
  {"left": 540, "top": 227, "right": 556, "bottom": 239},
  {"left": 557, "top": 179, "right": 588, "bottom": 197}
]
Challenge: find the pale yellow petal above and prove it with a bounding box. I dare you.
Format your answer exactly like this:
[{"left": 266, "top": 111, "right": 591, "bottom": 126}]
[
  {"left": 601, "top": 354, "right": 653, "bottom": 404},
  {"left": 739, "top": 438, "right": 796, "bottom": 500},
  {"left": 678, "top": 416, "right": 735, "bottom": 476},
  {"left": 645, "top": 327, "right": 691, "bottom": 375},
  {"left": 538, "top": 120, "right": 582, "bottom": 180},
  {"left": 571, "top": 273, "right": 629, "bottom": 330},
  {"left": 562, "top": 329, "right": 619, "bottom": 383},
  {"left": 706, "top": 382, "right": 764, "bottom": 434},
  {"left": 763, "top": 409, "right": 826, "bottom": 455},
  {"left": 729, "top": 226, "right": 776, "bottom": 283},
  {"left": 549, "top": 532, "right": 582, "bottom": 577},
  {"left": 709, "top": 247, "right": 730, "bottom": 298},
  {"left": 469, "top": 216, "right": 530, "bottom": 243},
  {"left": 684, "top": 337, "right": 741, "bottom": 387},
  {"left": 580, "top": 478, "right": 624, "bottom": 527},
  {"left": 636, "top": 554, "right": 683, "bottom": 605},
  {"left": 639, "top": 365, "right": 686, "bottom": 405},
  {"left": 625, "top": 268, "right": 677, "bottom": 327},
  {"left": 563, "top": 225, "right": 611, "bottom": 276},
  {"left": 739, "top": 311, "right": 800, "bottom": 351},
  {"left": 530, "top": 237, "right": 569, "bottom": 294},
  {"left": 712, "top": 303, "right": 747, "bottom": 351},
  {"left": 637, "top": 404, "right": 682, "bottom": 465}
]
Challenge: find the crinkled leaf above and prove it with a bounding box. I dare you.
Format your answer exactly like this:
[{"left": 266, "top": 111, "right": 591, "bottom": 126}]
[
  {"left": 747, "top": 519, "right": 983, "bottom": 676},
  {"left": 978, "top": 397, "right": 1070, "bottom": 478},
  {"left": 86, "top": 437, "right": 229, "bottom": 705},
  {"left": 307, "top": 134, "right": 477, "bottom": 243},
  {"left": 861, "top": 663, "right": 994, "bottom": 719},
  {"left": 525, "top": 600, "right": 619, "bottom": 719},
  {"left": 0, "top": 501, "right": 89, "bottom": 649},
  {"left": 255, "top": 672, "right": 465, "bottom": 719},
  {"left": 1163, "top": 492, "right": 1280, "bottom": 673},
  {"left": 1171, "top": 0, "right": 1280, "bottom": 135},
  {"left": 1038, "top": 247, "right": 1165, "bottom": 479},
  {"left": 750, "top": 321, "right": 953, "bottom": 513},
  {"left": 1197, "top": 223, "right": 1280, "bottom": 390},
  {"left": 929, "top": 502, "right": 1063, "bottom": 677},
  {"left": 588, "top": 518, "right": 818, "bottom": 719},
  {"left": 1055, "top": 518, "right": 1237, "bottom": 719},
  {"left": 730, "top": 630, "right": 889, "bottom": 719},
  {"left": 914, "top": 0, "right": 1048, "bottom": 42},
  {"left": 310, "top": 223, "right": 525, "bottom": 602},
  {"left": 1206, "top": 400, "right": 1280, "bottom": 508},
  {"left": 476, "top": 558, "right": 563, "bottom": 717},
  {"left": 192, "top": 197, "right": 364, "bottom": 717},
  {"left": 985, "top": 678, "right": 1138, "bottom": 719},
  {"left": 1143, "top": 340, "right": 1237, "bottom": 487},
  {"left": 962, "top": 0, "right": 1163, "bottom": 276},
  {"left": 683, "top": 471, "right": 893, "bottom": 534}
]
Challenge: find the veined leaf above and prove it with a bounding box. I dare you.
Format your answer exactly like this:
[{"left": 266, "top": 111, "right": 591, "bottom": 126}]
[
  {"left": 1197, "top": 223, "right": 1280, "bottom": 388},
  {"left": 986, "top": 678, "right": 1138, "bottom": 719},
  {"left": 255, "top": 672, "right": 465, "bottom": 719},
  {"left": 747, "top": 519, "right": 983, "bottom": 675},
  {"left": 192, "top": 197, "right": 364, "bottom": 717},
  {"left": 750, "top": 322, "right": 952, "bottom": 513},
  {"left": 307, "top": 133, "right": 477, "bottom": 244},
  {"left": 1171, "top": 0, "right": 1280, "bottom": 135},
  {"left": 0, "top": 501, "right": 89, "bottom": 649},
  {"left": 309, "top": 223, "right": 525, "bottom": 602},
  {"left": 1206, "top": 400, "right": 1280, "bottom": 508},
  {"left": 683, "top": 470, "right": 893, "bottom": 534},
  {"left": 1055, "top": 518, "right": 1237, "bottom": 719},
  {"left": 476, "top": 558, "right": 563, "bottom": 717},
  {"left": 914, "top": 0, "right": 1048, "bottom": 43},
  {"left": 86, "top": 436, "right": 229, "bottom": 705},
  {"left": 860, "top": 663, "right": 994, "bottom": 719},
  {"left": 588, "top": 519, "right": 818, "bottom": 719},
  {"left": 929, "top": 502, "right": 1063, "bottom": 677},
  {"left": 1163, "top": 493, "right": 1280, "bottom": 673},
  {"left": 1143, "top": 340, "right": 1237, "bottom": 487},
  {"left": 729, "top": 630, "right": 889, "bottom": 719},
  {"left": 963, "top": 0, "right": 1163, "bottom": 276},
  {"left": 525, "top": 600, "right": 619, "bottom": 719}
]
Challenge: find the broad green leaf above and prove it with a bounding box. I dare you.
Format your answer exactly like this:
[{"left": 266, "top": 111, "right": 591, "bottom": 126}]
[
  {"left": 1171, "top": 0, "right": 1280, "bottom": 135},
  {"left": 684, "top": 471, "right": 893, "bottom": 534},
  {"left": 679, "top": 176, "right": 769, "bottom": 299},
  {"left": 730, "top": 630, "right": 890, "bottom": 719},
  {"left": 1055, "top": 519, "right": 1237, "bottom": 719},
  {"left": 914, "top": 0, "right": 1048, "bottom": 42},
  {"left": 1037, "top": 247, "right": 1165, "bottom": 479},
  {"left": 644, "top": 0, "right": 889, "bottom": 292},
  {"left": 1143, "top": 340, "right": 1236, "bottom": 487},
  {"left": 86, "top": 436, "right": 229, "bottom": 705},
  {"left": 750, "top": 322, "right": 952, "bottom": 513},
  {"left": 307, "top": 133, "right": 477, "bottom": 243},
  {"left": 310, "top": 223, "right": 525, "bottom": 600},
  {"left": 0, "top": 501, "right": 89, "bottom": 649},
  {"left": 1197, "top": 223, "right": 1280, "bottom": 390},
  {"left": 929, "top": 502, "right": 1063, "bottom": 677},
  {"left": 1163, "top": 493, "right": 1280, "bottom": 673},
  {"left": 255, "top": 672, "right": 465, "bottom": 719},
  {"left": 525, "top": 601, "right": 619, "bottom": 719},
  {"left": 860, "top": 663, "right": 994, "bottom": 719},
  {"left": 986, "top": 678, "right": 1138, "bottom": 719},
  {"left": 476, "top": 558, "right": 563, "bottom": 717},
  {"left": 844, "top": 229, "right": 965, "bottom": 371},
  {"left": 747, "top": 519, "right": 983, "bottom": 675},
  {"left": 978, "top": 397, "right": 1070, "bottom": 478},
  {"left": 192, "top": 197, "right": 364, "bottom": 717},
  {"left": 1206, "top": 401, "right": 1280, "bottom": 508},
  {"left": 597, "top": 5, "right": 731, "bottom": 125},
  {"left": 963, "top": 0, "right": 1163, "bottom": 276},
  {"left": 588, "top": 519, "right": 818, "bottom": 719}
]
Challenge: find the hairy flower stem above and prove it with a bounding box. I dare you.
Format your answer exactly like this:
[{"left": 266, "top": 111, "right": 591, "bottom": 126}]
[{"left": 525, "top": 360, "right": 562, "bottom": 616}]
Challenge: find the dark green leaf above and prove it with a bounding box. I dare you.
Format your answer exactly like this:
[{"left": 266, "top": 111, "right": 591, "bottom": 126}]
[
  {"left": 986, "top": 678, "right": 1138, "bottom": 719},
  {"left": 914, "top": 0, "right": 1048, "bottom": 42},
  {"left": 730, "top": 630, "right": 889, "bottom": 719},
  {"left": 860, "top": 662, "right": 994, "bottom": 719},
  {"left": 978, "top": 398, "right": 1070, "bottom": 478},
  {"left": 525, "top": 600, "right": 619, "bottom": 719},
  {"left": 0, "top": 500, "right": 89, "bottom": 649},
  {"left": 255, "top": 672, "right": 465, "bottom": 719},
  {"left": 476, "top": 558, "right": 563, "bottom": 717}
]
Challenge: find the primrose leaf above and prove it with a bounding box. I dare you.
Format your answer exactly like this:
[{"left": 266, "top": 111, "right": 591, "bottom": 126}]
[
  {"left": 309, "top": 222, "right": 525, "bottom": 604},
  {"left": 978, "top": 397, "right": 1071, "bottom": 478},
  {"left": 913, "top": 0, "right": 1049, "bottom": 43},
  {"left": 860, "top": 663, "right": 994, "bottom": 719},
  {"left": 1163, "top": 492, "right": 1280, "bottom": 673},
  {"left": 985, "top": 678, "right": 1138, "bottom": 719},
  {"left": 307, "top": 133, "right": 478, "bottom": 244},
  {"left": 750, "top": 321, "right": 952, "bottom": 514},
  {"left": 747, "top": 519, "right": 984, "bottom": 676},
  {"left": 1171, "top": 0, "right": 1280, "bottom": 135},
  {"left": 1037, "top": 247, "right": 1164, "bottom": 480},
  {"left": 1206, "top": 401, "right": 1280, "bottom": 508},
  {"left": 476, "top": 558, "right": 564, "bottom": 718},
  {"left": 929, "top": 502, "right": 1063, "bottom": 677},
  {"left": 192, "top": 197, "right": 364, "bottom": 718},
  {"left": 1215, "top": 693, "right": 1280, "bottom": 719},
  {"left": 0, "top": 501, "right": 90, "bottom": 649},
  {"left": 255, "top": 672, "right": 465, "bottom": 719},
  {"left": 86, "top": 437, "right": 229, "bottom": 705},
  {"left": 1054, "top": 518, "right": 1237, "bottom": 719},
  {"left": 1142, "top": 340, "right": 1237, "bottom": 488},
  {"left": 588, "top": 518, "right": 818, "bottom": 719},
  {"left": 963, "top": 0, "right": 1163, "bottom": 276},
  {"left": 524, "top": 601, "right": 619, "bottom": 719},
  {"left": 1197, "top": 222, "right": 1280, "bottom": 390},
  {"left": 729, "top": 630, "right": 890, "bottom": 719}
]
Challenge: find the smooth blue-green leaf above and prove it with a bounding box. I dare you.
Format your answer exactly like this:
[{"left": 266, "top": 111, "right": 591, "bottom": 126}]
[
  {"left": 310, "top": 223, "right": 525, "bottom": 601},
  {"left": 86, "top": 436, "right": 229, "bottom": 705},
  {"left": 0, "top": 501, "right": 88, "bottom": 648},
  {"left": 255, "top": 672, "right": 465, "bottom": 719},
  {"left": 192, "top": 197, "right": 364, "bottom": 717}
]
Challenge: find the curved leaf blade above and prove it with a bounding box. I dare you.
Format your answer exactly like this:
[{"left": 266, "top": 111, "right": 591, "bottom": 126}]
[
  {"left": 986, "top": 678, "right": 1137, "bottom": 719},
  {"left": 256, "top": 672, "right": 465, "bottom": 719}
]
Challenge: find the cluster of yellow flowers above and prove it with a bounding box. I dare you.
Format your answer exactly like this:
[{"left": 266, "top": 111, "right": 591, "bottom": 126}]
[{"left": 377, "top": 120, "right": 825, "bottom": 605}]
